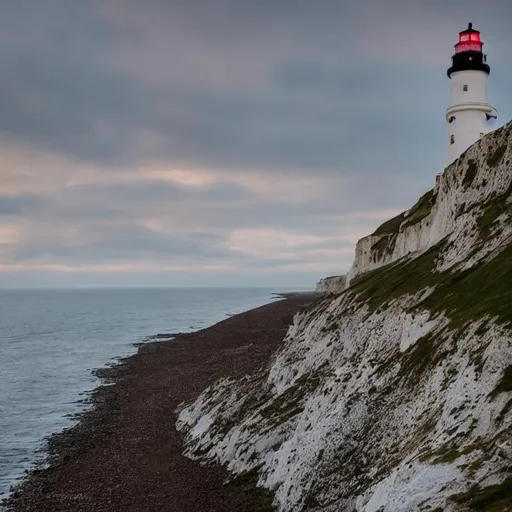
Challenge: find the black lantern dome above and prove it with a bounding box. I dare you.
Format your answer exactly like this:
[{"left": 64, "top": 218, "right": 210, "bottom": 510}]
[{"left": 447, "top": 23, "right": 490, "bottom": 78}]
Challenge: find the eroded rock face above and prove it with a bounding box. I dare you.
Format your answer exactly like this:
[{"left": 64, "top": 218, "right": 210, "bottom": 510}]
[
  {"left": 177, "top": 122, "right": 512, "bottom": 511},
  {"left": 315, "top": 275, "right": 346, "bottom": 294}
]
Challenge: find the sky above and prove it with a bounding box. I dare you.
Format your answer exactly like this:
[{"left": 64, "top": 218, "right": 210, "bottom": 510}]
[{"left": 0, "top": 0, "right": 511, "bottom": 288}]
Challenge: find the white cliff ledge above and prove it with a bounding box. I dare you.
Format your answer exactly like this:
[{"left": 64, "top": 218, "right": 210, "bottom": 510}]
[
  {"left": 177, "top": 122, "right": 512, "bottom": 511},
  {"left": 315, "top": 275, "right": 346, "bottom": 294}
]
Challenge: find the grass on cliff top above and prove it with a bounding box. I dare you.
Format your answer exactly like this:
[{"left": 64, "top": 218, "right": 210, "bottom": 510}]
[
  {"left": 401, "top": 189, "right": 436, "bottom": 230},
  {"left": 373, "top": 211, "right": 406, "bottom": 236},
  {"left": 372, "top": 189, "right": 435, "bottom": 236},
  {"left": 351, "top": 242, "right": 512, "bottom": 328}
]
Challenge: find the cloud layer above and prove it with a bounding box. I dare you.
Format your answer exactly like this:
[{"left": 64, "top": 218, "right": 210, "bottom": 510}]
[{"left": 0, "top": 0, "right": 511, "bottom": 287}]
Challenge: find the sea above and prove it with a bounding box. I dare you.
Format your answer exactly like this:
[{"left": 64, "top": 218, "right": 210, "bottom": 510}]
[{"left": 0, "top": 287, "right": 284, "bottom": 499}]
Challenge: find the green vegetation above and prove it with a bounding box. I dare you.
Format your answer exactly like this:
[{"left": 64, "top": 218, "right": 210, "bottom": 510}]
[
  {"left": 373, "top": 211, "right": 406, "bottom": 236},
  {"left": 259, "top": 371, "right": 323, "bottom": 424},
  {"left": 321, "top": 321, "right": 339, "bottom": 334},
  {"left": 371, "top": 234, "right": 397, "bottom": 261},
  {"left": 490, "top": 364, "right": 512, "bottom": 398},
  {"left": 497, "top": 397, "right": 512, "bottom": 423},
  {"left": 401, "top": 190, "right": 436, "bottom": 230},
  {"left": 350, "top": 242, "right": 444, "bottom": 312},
  {"left": 372, "top": 190, "right": 436, "bottom": 236},
  {"left": 303, "top": 493, "right": 321, "bottom": 509},
  {"left": 456, "top": 201, "right": 467, "bottom": 218},
  {"left": 432, "top": 448, "right": 462, "bottom": 464},
  {"left": 213, "top": 398, "right": 251, "bottom": 436},
  {"left": 351, "top": 241, "right": 512, "bottom": 329},
  {"left": 420, "top": 244, "right": 512, "bottom": 328},
  {"left": 486, "top": 143, "right": 508, "bottom": 168},
  {"left": 419, "top": 443, "right": 477, "bottom": 464},
  {"left": 216, "top": 417, "right": 238, "bottom": 436},
  {"left": 463, "top": 160, "right": 479, "bottom": 189},
  {"left": 467, "top": 459, "right": 484, "bottom": 477},
  {"left": 433, "top": 445, "right": 477, "bottom": 464},
  {"left": 450, "top": 479, "right": 512, "bottom": 511},
  {"left": 441, "top": 366, "right": 459, "bottom": 390},
  {"left": 347, "top": 231, "right": 512, "bottom": 390},
  {"left": 476, "top": 184, "right": 512, "bottom": 241},
  {"left": 225, "top": 466, "right": 276, "bottom": 512},
  {"left": 398, "top": 333, "right": 445, "bottom": 386}
]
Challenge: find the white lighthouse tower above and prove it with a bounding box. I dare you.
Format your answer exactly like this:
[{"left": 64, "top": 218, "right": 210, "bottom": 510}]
[{"left": 446, "top": 23, "right": 498, "bottom": 167}]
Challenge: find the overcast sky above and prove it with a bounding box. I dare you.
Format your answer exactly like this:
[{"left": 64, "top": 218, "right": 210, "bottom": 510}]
[{"left": 0, "top": 0, "right": 510, "bottom": 288}]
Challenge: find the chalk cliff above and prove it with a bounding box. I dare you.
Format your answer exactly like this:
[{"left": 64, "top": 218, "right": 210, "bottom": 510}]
[
  {"left": 344, "top": 124, "right": 512, "bottom": 289},
  {"left": 177, "top": 122, "right": 512, "bottom": 511},
  {"left": 315, "top": 275, "right": 347, "bottom": 294}
]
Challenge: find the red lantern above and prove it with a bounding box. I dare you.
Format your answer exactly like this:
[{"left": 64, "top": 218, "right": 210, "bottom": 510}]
[{"left": 455, "top": 23, "right": 484, "bottom": 54}]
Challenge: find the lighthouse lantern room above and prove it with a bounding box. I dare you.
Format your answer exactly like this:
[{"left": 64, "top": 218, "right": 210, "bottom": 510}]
[{"left": 446, "top": 23, "right": 498, "bottom": 167}]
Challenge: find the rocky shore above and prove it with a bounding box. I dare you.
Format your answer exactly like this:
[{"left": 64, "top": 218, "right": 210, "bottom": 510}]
[{"left": 3, "top": 294, "right": 317, "bottom": 512}]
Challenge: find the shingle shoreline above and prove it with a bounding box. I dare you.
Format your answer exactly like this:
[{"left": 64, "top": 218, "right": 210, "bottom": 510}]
[{"left": 4, "top": 295, "right": 315, "bottom": 512}]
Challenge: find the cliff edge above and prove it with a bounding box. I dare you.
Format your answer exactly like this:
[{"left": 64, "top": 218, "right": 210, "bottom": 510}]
[
  {"left": 177, "top": 122, "right": 512, "bottom": 511},
  {"left": 315, "top": 275, "right": 347, "bottom": 294}
]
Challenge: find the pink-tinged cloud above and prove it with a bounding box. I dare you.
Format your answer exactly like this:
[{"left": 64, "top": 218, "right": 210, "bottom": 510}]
[{"left": 0, "top": 138, "right": 406, "bottom": 284}]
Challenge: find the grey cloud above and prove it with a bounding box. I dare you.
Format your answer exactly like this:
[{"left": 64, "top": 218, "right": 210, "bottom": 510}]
[
  {"left": 2, "top": 215, "right": 351, "bottom": 270},
  {"left": 0, "top": 194, "right": 42, "bottom": 215},
  {"left": 0, "top": 173, "right": 376, "bottom": 270},
  {"left": 1, "top": 0, "right": 509, "bottom": 174},
  {"left": 27, "top": 174, "right": 414, "bottom": 234},
  {"left": 0, "top": 0, "right": 511, "bottom": 286},
  {"left": 299, "top": 239, "right": 355, "bottom": 251},
  {"left": 6, "top": 224, "right": 231, "bottom": 265}
]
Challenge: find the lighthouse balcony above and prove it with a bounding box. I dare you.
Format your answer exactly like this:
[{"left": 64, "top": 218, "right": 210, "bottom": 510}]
[{"left": 445, "top": 103, "right": 498, "bottom": 121}]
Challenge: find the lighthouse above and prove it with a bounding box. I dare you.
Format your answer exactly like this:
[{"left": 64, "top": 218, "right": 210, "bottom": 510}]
[{"left": 446, "top": 23, "right": 498, "bottom": 167}]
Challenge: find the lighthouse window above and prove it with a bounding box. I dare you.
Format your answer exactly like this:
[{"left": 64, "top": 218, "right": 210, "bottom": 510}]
[
  {"left": 450, "top": 135, "right": 455, "bottom": 145},
  {"left": 463, "top": 85, "right": 468, "bottom": 91},
  {"left": 448, "top": 116, "right": 456, "bottom": 123}
]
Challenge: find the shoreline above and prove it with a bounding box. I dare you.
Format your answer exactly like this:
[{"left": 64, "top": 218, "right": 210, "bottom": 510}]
[{"left": 3, "top": 294, "right": 316, "bottom": 512}]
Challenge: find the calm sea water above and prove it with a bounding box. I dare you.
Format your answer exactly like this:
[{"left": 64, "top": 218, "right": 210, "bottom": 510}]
[{"left": 0, "top": 287, "right": 281, "bottom": 498}]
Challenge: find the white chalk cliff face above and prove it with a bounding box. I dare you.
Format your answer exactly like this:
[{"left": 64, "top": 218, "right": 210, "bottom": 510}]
[
  {"left": 315, "top": 275, "right": 347, "bottom": 294},
  {"left": 177, "top": 122, "right": 512, "bottom": 511}
]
